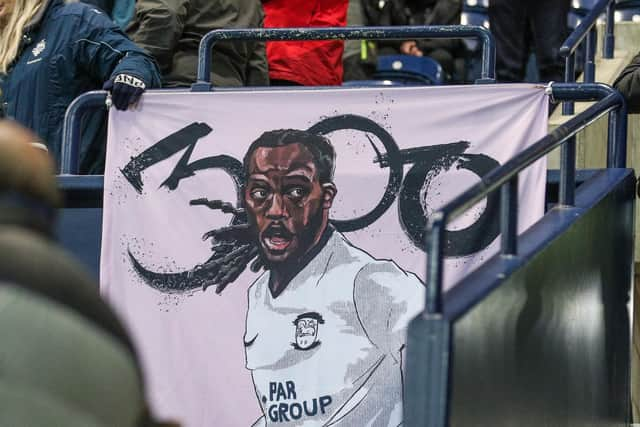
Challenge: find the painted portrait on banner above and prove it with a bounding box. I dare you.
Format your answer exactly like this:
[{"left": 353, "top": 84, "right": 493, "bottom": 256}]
[{"left": 101, "top": 85, "right": 548, "bottom": 426}]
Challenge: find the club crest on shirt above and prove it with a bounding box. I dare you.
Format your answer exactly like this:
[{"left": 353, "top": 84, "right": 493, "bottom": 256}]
[
  {"left": 32, "top": 39, "right": 46, "bottom": 57},
  {"left": 292, "top": 312, "right": 324, "bottom": 351}
]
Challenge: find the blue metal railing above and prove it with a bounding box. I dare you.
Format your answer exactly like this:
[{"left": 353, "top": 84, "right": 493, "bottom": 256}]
[
  {"left": 61, "top": 25, "right": 497, "bottom": 173},
  {"left": 195, "top": 26, "right": 496, "bottom": 90},
  {"left": 405, "top": 82, "right": 626, "bottom": 426},
  {"left": 60, "top": 90, "right": 108, "bottom": 175},
  {"left": 560, "top": 0, "right": 616, "bottom": 114}
]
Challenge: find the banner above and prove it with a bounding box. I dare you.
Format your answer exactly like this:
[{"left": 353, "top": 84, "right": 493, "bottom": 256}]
[{"left": 101, "top": 85, "right": 548, "bottom": 426}]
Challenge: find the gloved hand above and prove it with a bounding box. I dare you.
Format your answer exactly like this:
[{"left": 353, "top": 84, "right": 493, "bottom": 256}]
[{"left": 103, "top": 74, "right": 146, "bottom": 110}]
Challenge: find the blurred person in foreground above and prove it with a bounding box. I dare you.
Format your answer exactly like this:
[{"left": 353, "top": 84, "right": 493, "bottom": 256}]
[
  {"left": 127, "top": 0, "right": 268, "bottom": 87},
  {"left": 0, "top": 0, "right": 161, "bottom": 172},
  {"left": 0, "top": 119, "right": 177, "bottom": 426},
  {"left": 263, "top": 0, "right": 348, "bottom": 86}
]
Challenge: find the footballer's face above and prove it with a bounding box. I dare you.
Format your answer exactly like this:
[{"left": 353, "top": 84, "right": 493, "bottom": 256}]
[{"left": 244, "top": 143, "right": 336, "bottom": 266}]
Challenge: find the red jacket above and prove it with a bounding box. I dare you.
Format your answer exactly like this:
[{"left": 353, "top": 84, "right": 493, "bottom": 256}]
[{"left": 263, "top": 0, "right": 348, "bottom": 86}]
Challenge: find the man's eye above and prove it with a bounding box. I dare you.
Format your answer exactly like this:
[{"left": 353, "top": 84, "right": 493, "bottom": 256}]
[
  {"left": 287, "top": 187, "right": 305, "bottom": 198},
  {"left": 251, "top": 189, "right": 268, "bottom": 200}
]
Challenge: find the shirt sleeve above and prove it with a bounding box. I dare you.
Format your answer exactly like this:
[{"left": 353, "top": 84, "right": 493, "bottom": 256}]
[{"left": 353, "top": 260, "right": 425, "bottom": 358}]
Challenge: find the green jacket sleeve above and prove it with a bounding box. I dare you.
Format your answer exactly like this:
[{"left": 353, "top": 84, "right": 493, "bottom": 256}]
[
  {"left": 246, "top": 41, "right": 269, "bottom": 86},
  {"left": 245, "top": 8, "right": 269, "bottom": 86},
  {"left": 126, "top": 0, "right": 188, "bottom": 74},
  {"left": 614, "top": 52, "right": 640, "bottom": 113}
]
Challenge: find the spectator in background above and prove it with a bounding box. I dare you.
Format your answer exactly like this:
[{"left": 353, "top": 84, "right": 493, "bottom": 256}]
[
  {"left": 614, "top": 52, "right": 640, "bottom": 113},
  {"left": 263, "top": 0, "right": 348, "bottom": 86},
  {"left": 489, "top": 0, "right": 570, "bottom": 83},
  {"left": 344, "top": 0, "right": 465, "bottom": 83},
  {"left": 404, "top": 0, "right": 465, "bottom": 82},
  {"left": 343, "top": 0, "right": 408, "bottom": 81},
  {"left": 127, "top": 0, "right": 268, "bottom": 87},
  {"left": 0, "top": 0, "right": 161, "bottom": 172},
  {"left": 80, "top": 0, "right": 136, "bottom": 29},
  {"left": 343, "top": 0, "right": 372, "bottom": 81}
]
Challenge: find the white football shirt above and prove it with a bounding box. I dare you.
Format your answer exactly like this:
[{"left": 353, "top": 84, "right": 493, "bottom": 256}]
[{"left": 244, "top": 230, "right": 425, "bottom": 426}]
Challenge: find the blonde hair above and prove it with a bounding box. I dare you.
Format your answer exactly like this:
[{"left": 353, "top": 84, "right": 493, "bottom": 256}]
[{"left": 0, "top": 0, "right": 45, "bottom": 74}]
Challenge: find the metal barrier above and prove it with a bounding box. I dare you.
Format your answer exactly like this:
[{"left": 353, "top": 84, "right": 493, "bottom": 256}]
[
  {"left": 194, "top": 26, "right": 496, "bottom": 90},
  {"left": 56, "top": 175, "right": 104, "bottom": 278},
  {"left": 560, "top": 0, "right": 616, "bottom": 114},
  {"left": 404, "top": 82, "right": 627, "bottom": 426},
  {"left": 61, "top": 25, "right": 497, "bottom": 173},
  {"left": 60, "top": 90, "right": 108, "bottom": 175}
]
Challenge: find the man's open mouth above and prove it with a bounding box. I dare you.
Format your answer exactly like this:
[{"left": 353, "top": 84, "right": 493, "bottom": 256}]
[{"left": 262, "top": 224, "right": 294, "bottom": 253}]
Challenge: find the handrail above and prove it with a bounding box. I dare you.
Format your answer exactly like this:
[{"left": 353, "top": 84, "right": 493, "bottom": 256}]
[
  {"left": 560, "top": 0, "right": 615, "bottom": 59},
  {"left": 408, "top": 82, "right": 626, "bottom": 427},
  {"left": 560, "top": 0, "right": 616, "bottom": 114},
  {"left": 195, "top": 26, "right": 496, "bottom": 89},
  {"left": 423, "top": 82, "right": 626, "bottom": 315},
  {"left": 60, "top": 90, "right": 108, "bottom": 175},
  {"left": 60, "top": 83, "right": 625, "bottom": 183}
]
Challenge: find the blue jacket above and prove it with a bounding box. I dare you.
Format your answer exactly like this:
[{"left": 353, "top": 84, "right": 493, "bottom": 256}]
[{"left": 0, "top": 0, "right": 161, "bottom": 170}]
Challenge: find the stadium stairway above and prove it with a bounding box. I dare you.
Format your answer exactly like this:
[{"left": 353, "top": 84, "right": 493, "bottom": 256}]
[
  {"left": 546, "top": 19, "right": 640, "bottom": 422},
  {"left": 548, "top": 21, "right": 639, "bottom": 249}
]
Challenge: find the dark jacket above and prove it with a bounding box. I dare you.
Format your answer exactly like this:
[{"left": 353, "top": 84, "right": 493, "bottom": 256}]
[
  {"left": 0, "top": 0, "right": 161, "bottom": 169},
  {"left": 362, "top": 0, "right": 408, "bottom": 27},
  {"left": 406, "top": 0, "right": 463, "bottom": 53},
  {"left": 127, "top": 0, "right": 268, "bottom": 87},
  {"left": 361, "top": 0, "right": 409, "bottom": 56},
  {"left": 614, "top": 52, "right": 640, "bottom": 113}
]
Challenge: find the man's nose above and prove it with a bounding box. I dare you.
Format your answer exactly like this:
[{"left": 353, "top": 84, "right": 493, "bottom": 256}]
[{"left": 266, "top": 194, "right": 288, "bottom": 219}]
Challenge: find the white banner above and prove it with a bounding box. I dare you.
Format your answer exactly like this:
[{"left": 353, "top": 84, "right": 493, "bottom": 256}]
[{"left": 101, "top": 85, "right": 548, "bottom": 426}]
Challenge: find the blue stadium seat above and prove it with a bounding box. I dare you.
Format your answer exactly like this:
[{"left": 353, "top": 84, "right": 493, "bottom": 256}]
[
  {"left": 462, "top": 0, "right": 488, "bottom": 10},
  {"left": 614, "top": 4, "right": 640, "bottom": 22},
  {"left": 616, "top": 0, "right": 640, "bottom": 6},
  {"left": 460, "top": 10, "right": 489, "bottom": 28},
  {"left": 571, "top": 0, "right": 599, "bottom": 10},
  {"left": 460, "top": 11, "right": 489, "bottom": 52},
  {"left": 375, "top": 55, "right": 444, "bottom": 85}
]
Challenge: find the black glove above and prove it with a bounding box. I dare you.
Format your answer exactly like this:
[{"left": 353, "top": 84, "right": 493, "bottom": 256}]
[{"left": 103, "top": 73, "right": 146, "bottom": 110}]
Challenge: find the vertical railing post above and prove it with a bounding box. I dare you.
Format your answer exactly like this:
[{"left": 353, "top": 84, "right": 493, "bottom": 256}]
[
  {"left": 584, "top": 28, "right": 597, "bottom": 83},
  {"left": 559, "top": 136, "right": 577, "bottom": 206},
  {"left": 477, "top": 29, "right": 496, "bottom": 83},
  {"left": 563, "top": 56, "right": 576, "bottom": 115},
  {"left": 405, "top": 211, "right": 450, "bottom": 427},
  {"left": 500, "top": 176, "right": 518, "bottom": 256},
  {"left": 607, "top": 98, "right": 628, "bottom": 168},
  {"left": 426, "top": 213, "right": 446, "bottom": 315},
  {"left": 604, "top": 2, "right": 615, "bottom": 59},
  {"left": 61, "top": 91, "right": 107, "bottom": 175}
]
